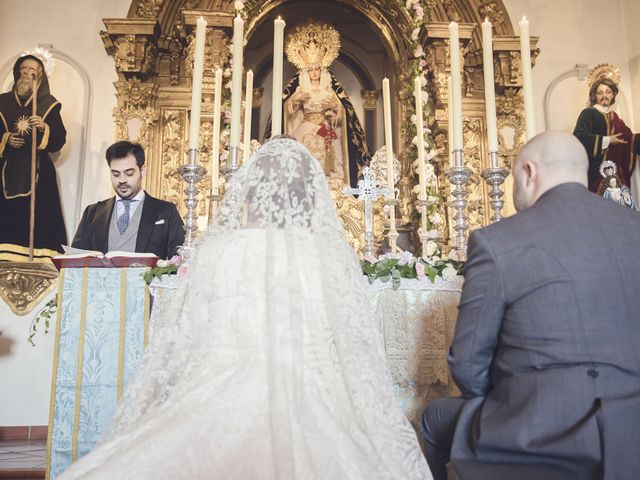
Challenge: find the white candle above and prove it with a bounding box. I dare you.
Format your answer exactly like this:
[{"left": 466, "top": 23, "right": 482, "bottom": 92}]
[
  {"left": 482, "top": 18, "right": 499, "bottom": 162},
  {"left": 519, "top": 16, "right": 535, "bottom": 140},
  {"left": 448, "top": 76, "right": 453, "bottom": 166},
  {"left": 188, "top": 16, "right": 207, "bottom": 154},
  {"left": 382, "top": 78, "right": 394, "bottom": 190},
  {"left": 242, "top": 69, "right": 253, "bottom": 164},
  {"left": 449, "top": 22, "right": 464, "bottom": 165},
  {"left": 271, "top": 17, "right": 285, "bottom": 137},
  {"left": 414, "top": 76, "right": 426, "bottom": 201},
  {"left": 211, "top": 68, "right": 222, "bottom": 195},
  {"left": 230, "top": 14, "right": 244, "bottom": 149}
]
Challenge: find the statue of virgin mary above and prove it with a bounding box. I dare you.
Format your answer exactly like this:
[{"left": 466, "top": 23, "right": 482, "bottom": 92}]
[{"left": 278, "top": 22, "right": 371, "bottom": 188}]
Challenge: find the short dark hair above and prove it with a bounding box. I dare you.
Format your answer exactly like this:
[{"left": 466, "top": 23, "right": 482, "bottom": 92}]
[
  {"left": 589, "top": 78, "right": 618, "bottom": 106},
  {"left": 105, "top": 141, "right": 145, "bottom": 168}
]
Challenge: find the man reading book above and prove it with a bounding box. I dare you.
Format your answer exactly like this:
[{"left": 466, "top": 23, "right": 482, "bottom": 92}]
[{"left": 72, "top": 141, "right": 184, "bottom": 259}]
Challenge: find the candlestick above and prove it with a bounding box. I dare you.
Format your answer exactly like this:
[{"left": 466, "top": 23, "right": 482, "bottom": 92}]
[
  {"left": 519, "top": 16, "right": 536, "bottom": 140},
  {"left": 188, "top": 16, "right": 207, "bottom": 154},
  {"left": 482, "top": 18, "right": 499, "bottom": 159},
  {"left": 414, "top": 76, "right": 426, "bottom": 202},
  {"left": 242, "top": 70, "right": 253, "bottom": 164},
  {"left": 211, "top": 68, "right": 222, "bottom": 196},
  {"left": 448, "top": 21, "right": 463, "bottom": 152},
  {"left": 230, "top": 14, "right": 244, "bottom": 155},
  {"left": 271, "top": 17, "right": 285, "bottom": 136}
]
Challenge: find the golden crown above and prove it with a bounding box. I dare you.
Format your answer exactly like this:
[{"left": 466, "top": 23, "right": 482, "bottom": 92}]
[
  {"left": 587, "top": 63, "right": 621, "bottom": 89},
  {"left": 285, "top": 22, "right": 340, "bottom": 71}
]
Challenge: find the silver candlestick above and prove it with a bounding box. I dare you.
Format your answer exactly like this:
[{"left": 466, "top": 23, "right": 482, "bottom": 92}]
[
  {"left": 221, "top": 146, "right": 240, "bottom": 180},
  {"left": 177, "top": 148, "right": 206, "bottom": 260},
  {"left": 481, "top": 152, "right": 510, "bottom": 223},
  {"left": 208, "top": 192, "right": 223, "bottom": 225},
  {"left": 416, "top": 198, "right": 434, "bottom": 258},
  {"left": 446, "top": 149, "right": 472, "bottom": 260}
]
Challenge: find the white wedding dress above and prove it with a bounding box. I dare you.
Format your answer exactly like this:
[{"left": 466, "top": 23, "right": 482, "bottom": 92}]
[{"left": 60, "top": 138, "right": 432, "bottom": 479}]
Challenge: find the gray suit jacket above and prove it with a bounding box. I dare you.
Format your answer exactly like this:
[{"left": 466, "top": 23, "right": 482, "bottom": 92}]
[{"left": 448, "top": 183, "right": 640, "bottom": 477}]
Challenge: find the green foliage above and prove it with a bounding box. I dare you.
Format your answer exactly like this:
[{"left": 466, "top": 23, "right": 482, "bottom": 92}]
[
  {"left": 28, "top": 297, "right": 57, "bottom": 346},
  {"left": 360, "top": 256, "right": 464, "bottom": 290},
  {"left": 142, "top": 264, "right": 179, "bottom": 285}
]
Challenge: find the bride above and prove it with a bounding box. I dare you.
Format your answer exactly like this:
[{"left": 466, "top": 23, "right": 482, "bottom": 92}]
[{"left": 60, "top": 137, "right": 432, "bottom": 479}]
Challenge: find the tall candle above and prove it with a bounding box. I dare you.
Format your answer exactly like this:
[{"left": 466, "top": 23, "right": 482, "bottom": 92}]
[
  {"left": 414, "top": 76, "right": 426, "bottom": 201},
  {"left": 482, "top": 18, "right": 499, "bottom": 162},
  {"left": 448, "top": 21, "right": 464, "bottom": 158},
  {"left": 242, "top": 70, "right": 253, "bottom": 164},
  {"left": 211, "top": 68, "right": 222, "bottom": 195},
  {"left": 519, "top": 16, "right": 535, "bottom": 140},
  {"left": 271, "top": 17, "right": 285, "bottom": 136},
  {"left": 448, "top": 76, "right": 453, "bottom": 166},
  {"left": 382, "top": 78, "right": 394, "bottom": 191},
  {"left": 188, "top": 16, "right": 207, "bottom": 153},
  {"left": 230, "top": 14, "right": 244, "bottom": 149}
]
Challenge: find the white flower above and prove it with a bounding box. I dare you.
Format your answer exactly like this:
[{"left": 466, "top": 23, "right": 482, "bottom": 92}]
[
  {"left": 420, "top": 76, "right": 427, "bottom": 87},
  {"left": 425, "top": 163, "right": 435, "bottom": 177},
  {"left": 398, "top": 251, "right": 415, "bottom": 266},
  {"left": 426, "top": 240, "right": 438, "bottom": 257},
  {"left": 411, "top": 135, "right": 418, "bottom": 146},
  {"left": 223, "top": 68, "right": 232, "bottom": 78},
  {"left": 442, "top": 264, "right": 459, "bottom": 281},
  {"left": 410, "top": 114, "right": 417, "bottom": 124},
  {"left": 411, "top": 28, "right": 420, "bottom": 41},
  {"left": 429, "top": 212, "right": 443, "bottom": 225},
  {"left": 156, "top": 259, "right": 170, "bottom": 268},
  {"left": 234, "top": 0, "right": 244, "bottom": 10},
  {"left": 426, "top": 228, "right": 439, "bottom": 239}
]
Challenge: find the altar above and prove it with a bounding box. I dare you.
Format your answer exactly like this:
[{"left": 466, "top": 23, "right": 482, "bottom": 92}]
[{"left": 149, "top": 273, "right": 462, "bottom": 427}]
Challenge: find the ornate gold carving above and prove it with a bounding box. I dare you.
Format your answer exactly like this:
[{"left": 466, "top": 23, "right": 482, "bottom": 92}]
[
  {"left": 159, "top": 109, "right": 185, "bottom": 210},
  {"left": 0, "top": 262, "right": 58, "bottom": 316},
  {"left": 461, "top": 118, "right": 486, "bottom": 232},
  {"left": 443, "top": 0, "right": 462, "bottom": 22},
  {"left": 332, "top": 189, "right": 385, "bottom": 255},
  {"left": 496, "top": 88, "right": 525, "bottom": 168},
  {"left": 121, "top": 77, "right": 154, "bottom": 107},
  {"left": 136, "top": 0, "right": 163, "bottom": 18},
  {"left": 361, "top": 89, "right": 379, "bottom": 110},
  {"left": 478, "top": 2, "right": 505, "bottom": 28},
  {"left": 114, "top": 34, "right": 137, "bottom": 72},
  {"left": 493, "top": 36, "right": 540, "bottom": 88},
  {"left": 587, "top": 63, "right": 621, "bottom": 88}
]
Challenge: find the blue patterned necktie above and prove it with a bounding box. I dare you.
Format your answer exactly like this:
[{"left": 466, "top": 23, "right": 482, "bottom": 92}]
[{"left": 117, "top": 199, "right": 132, "bottom": 235}]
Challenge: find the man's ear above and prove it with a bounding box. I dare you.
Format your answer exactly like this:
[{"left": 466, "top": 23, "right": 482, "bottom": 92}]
[
  {"left": 140, "top": 164, "right": 147, "bottom": 178},
  {"left": 524, "top": 160, "right": 536, "bottom": 185}
]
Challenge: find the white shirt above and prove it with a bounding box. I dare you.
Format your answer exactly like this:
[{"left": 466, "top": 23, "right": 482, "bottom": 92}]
[
  {"left": 116, "top": 190, "right": 145, "bottom": 219},
  {"left": 594, "top": 104, "right": 612, "bottom": 149}
]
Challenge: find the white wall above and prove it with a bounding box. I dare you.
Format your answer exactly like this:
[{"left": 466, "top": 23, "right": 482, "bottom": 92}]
[{"left": 0, "top": 0, "right": 130, "bottom": 426}]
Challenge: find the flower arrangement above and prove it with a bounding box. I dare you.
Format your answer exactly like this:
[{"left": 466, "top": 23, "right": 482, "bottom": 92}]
[
  {"left": 142, "top": 255, "right": 188, "bottom": 285},
  {"left": 361, "top": 251, "right": 463, "bottom": 290}
]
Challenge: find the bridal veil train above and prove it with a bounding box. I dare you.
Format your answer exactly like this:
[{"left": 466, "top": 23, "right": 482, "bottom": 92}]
[{"left": 60, "top": 137, "right": 432, "bottom": 479}]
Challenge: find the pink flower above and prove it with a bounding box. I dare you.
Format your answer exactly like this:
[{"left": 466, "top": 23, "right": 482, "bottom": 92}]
[
  {"left": 177, "top": 264, "right": 189, "bottom": 279},
  {"left": 169, "top": 255, "right": 182, "bottom": 266},
  {"left": 415, "top": 262, "right": 426, "bottom": 279},
  {"left": 364, "top": 253, "right": 378, "bottom": 263}
]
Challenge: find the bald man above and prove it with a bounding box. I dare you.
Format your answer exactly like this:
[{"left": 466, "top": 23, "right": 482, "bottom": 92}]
[{"left": 421, "top": 131, "right": 640, "bottom": 480}]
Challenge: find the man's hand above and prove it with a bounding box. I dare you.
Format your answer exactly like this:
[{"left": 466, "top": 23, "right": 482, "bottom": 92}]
[
  {"left": 29, "top": 115, "right": 45, "bottom": 132},
  {"left": 609, "top": 133, "right": 628, "bottom": 145},
  {"left": 7, "top": 133, "right": 25, "bottom": 148}
]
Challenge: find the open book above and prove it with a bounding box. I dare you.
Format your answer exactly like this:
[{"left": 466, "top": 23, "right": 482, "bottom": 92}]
[{"left": 52, "top": 246, "right": 159, "bottom": 269}]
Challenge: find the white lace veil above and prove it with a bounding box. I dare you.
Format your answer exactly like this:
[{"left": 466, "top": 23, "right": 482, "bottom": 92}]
[{"left": 91, "top": 137, "right": 430, "bottom": 479}]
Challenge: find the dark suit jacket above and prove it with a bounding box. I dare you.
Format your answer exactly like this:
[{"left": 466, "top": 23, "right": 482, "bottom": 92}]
[
  {"left": 72, "top": 192, "right": 185, "bottom": 259},
  {"left": 448, "top": 183, "right": 640, "bottom": 478}
]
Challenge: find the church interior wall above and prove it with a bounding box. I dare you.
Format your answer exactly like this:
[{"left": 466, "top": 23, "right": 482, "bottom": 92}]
[{"left": 0, "top": 0, "right": 638, "bottom": 426}]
